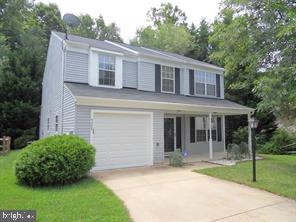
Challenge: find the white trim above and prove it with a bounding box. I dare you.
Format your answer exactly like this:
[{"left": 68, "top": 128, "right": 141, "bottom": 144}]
[
  {"left": 90, "top": 110, "right": 154, "bottom": 168},
  {"left": 222, "top": 115, "right": 226, "bottom": 152},
  {"left": 66, "top": 46, "right": 89, "bottom": 54},
  {"left": 106, "top": 40, "right": 139, "bottom": 54},
  {"left": 90, "top": 47, "right": 123, "bottom": 56},
  {"left": 52, "top": 31, "right": 64, "bottom": 42},
  {"left": 76, "top": 96, "right": 254, "bottom": 115}
]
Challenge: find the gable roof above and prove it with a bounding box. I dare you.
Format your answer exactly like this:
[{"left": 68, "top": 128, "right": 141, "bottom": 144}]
[
  {"left": 53, "top": 31, "right": 224, "bottom": 72},
  {"left": 65, "top": 82, "right": 253, "bottom": 114}
]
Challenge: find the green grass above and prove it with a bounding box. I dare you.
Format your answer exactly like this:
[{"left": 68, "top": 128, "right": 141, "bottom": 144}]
[
  {"left": 195, "top": 155, "right": 296, "bottom": 200},
  {"left": 0, "top": 151, "right": 131, "bottom": 222}
]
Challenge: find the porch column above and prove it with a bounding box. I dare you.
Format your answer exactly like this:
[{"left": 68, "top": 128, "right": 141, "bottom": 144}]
[
  {"left": 209, "top": 113, "right": 213, "bottom": 159},
  {"left": 248, "top": 113, "right": 252, "bottom": 155},
  {"left": 222, "top": 115, "right": 226, "bottom": 152}
]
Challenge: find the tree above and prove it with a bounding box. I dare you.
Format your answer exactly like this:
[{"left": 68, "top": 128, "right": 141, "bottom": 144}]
[
  {"left": 131, "top": 23, "right": 193, "bottom": 55},
  {"left": 131, "top": 3, "right": 193, "bottom": 55},
  {"left": 147, "top": 2, "right": 187, "bottom": 26},
  {"left": 186, "top": 19, "right": 211, "bottom": 61},
  {"left": 70, "top": 14, "right": 123, "bottom": 42}
]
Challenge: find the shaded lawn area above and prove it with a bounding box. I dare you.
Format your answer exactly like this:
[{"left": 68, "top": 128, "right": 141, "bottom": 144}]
[
  {"left": 0, "top": 151, "right": 131, "bottom": 222},
  {"left": 195, "top": 155, "right": 296, "bottom": 200}
]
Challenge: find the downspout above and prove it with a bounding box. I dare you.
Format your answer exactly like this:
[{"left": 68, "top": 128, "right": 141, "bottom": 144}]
[{"left": 61, "top": 40, "right": 66, "bottom": 134}]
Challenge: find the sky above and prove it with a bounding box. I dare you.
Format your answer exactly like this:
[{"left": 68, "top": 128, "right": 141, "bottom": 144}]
[{"left": 37, "top": 0, "right": 222, "bottom": 43}]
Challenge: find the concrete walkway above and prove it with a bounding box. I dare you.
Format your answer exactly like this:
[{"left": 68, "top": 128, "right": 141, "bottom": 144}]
[{"left": 92, "top": 163, "right": 296, "bottom": 222}]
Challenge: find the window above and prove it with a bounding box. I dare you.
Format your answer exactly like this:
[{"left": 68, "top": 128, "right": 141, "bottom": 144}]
[
  {"left": 195, "top": 72, "right": 206, "bottom": 95},
  {"left": 55, "top": 115, "right": 58, "bottom": 133},
  {"left": 206, "top": 73, "right": 216, "bottom": 96},
  {"left": 208, "top": 117, "right": 217, "bottom": 141},
  {"left": 196, "top": 117, "right": 207, "bottom": 142},
  {"left": 161, "top": 65, "right": 175, "bottom": 93},
  {"left": 195, "top": 72, "right": 216, "bottom": 96},
  {"left": 192, "top": 116, "right": 218, "bottom": 142},
  {"left": 98, "top": 55, "right": 115, "bottom": 86}
]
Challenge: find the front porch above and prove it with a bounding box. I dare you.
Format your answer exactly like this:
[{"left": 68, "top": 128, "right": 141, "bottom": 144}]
[{"left": 162, "top": 110, "right": 255, "bottom": 162}]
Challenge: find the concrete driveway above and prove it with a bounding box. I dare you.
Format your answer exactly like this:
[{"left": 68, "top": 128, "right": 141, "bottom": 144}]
[{"left": 92, "top": 163, "right": 296, "bottom": 222}]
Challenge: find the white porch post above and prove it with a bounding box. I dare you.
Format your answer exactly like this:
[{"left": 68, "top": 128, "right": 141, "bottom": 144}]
[
  {"left": 222, "top": 115, "right": 226, "bottom": 152},
  {"left": 209, "top": 113, "right": 213, "bottom": 159},
  {"left": 248, "top": 113, "right": 252, "bottom": 155}
]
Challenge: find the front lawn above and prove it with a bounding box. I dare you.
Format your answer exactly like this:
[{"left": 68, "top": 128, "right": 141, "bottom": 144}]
[
  {"left": 0, "top": 151, "right": 131, "bottom": 222},
  {"left": 195, "top": 155, "right": 296, "bottom": 200}
]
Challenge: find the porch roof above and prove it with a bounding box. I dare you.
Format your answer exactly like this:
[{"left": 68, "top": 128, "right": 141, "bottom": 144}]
[{"left": 66, "top": 82, "right": 254, "bottom": 115}]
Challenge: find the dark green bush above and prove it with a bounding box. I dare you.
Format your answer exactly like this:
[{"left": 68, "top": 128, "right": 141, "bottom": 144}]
[
  {"left": 232, "top": 127, "right": 248, "bottom": 145},
  {"left": 15, "top": 135, "right": 95, "bottom": 186},
  {"left": 258, "top": 129, "right": 296, "bottom": 154},
  {"left": 169, "top": 151, "right": 184, "bottom": 167},
  {"left": 14, "top": 134, "right": 36, "bottom": 149}
]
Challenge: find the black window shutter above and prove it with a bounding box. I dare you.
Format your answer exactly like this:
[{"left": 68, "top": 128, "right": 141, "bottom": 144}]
[
  {"left": 216, "top": 74, "right": 221, "bottom": 98},
  {"left": 175, "top": 68, "right": 180, "bottom": 94},
  {"left": 190, "top": 117, "right": 195, "bottom": 143},
  {"left": 155, "top": 64, "right": 161, "bottom": 92},
  {"left": 217, "top": 117, "right": 222, "bottom": 141},
  {"left": 176, "top": 117, "right": 182, "bottom": 149},
  {"left": 189, "top": 69, "right": 194, "bottom": 95}
]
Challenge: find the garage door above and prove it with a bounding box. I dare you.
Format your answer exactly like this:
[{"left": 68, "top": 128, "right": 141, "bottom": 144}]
[{"left": 91, "top": 111, "right": 153, "bottom": 170}]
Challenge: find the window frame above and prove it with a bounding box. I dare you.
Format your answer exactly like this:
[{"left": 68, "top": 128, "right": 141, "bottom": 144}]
[
  {"left": 98, "top": 54, "right": 116, "bottom": 87},
  {"left": 161, "top": 65, "right": 175, "bottom": 94},
  {"left": 193, "top": 116, "right": 218, "bottom": 143},
  {"left": 195, "top": 71, "right": 217, "bottom": 97}
]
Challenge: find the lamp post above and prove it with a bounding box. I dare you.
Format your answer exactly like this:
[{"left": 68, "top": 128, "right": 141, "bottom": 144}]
[{"left": 249, "top": 116, "right": 259, "bottom": 182}]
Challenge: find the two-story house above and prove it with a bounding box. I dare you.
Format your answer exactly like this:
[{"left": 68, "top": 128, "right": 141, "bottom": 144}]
[{"left": 40, "top": 31, "right": 254, "bottom": 170}]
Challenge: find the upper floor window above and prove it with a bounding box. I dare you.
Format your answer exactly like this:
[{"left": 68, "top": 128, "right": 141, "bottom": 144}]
[
  {"left": 161, "top": 65, "right": 175, "bottom": 93},
  {"left": 195, "top": 72, "right": 206, "bottom": 95},
  {"left": 206, "top": 73, "right": 216, "bottom": 96},
  {"left": 98, "top": 55, "right": 115, "bottom": 86},
  {"left": 195, "top": 72, "right": 216, "bottom": 96}
]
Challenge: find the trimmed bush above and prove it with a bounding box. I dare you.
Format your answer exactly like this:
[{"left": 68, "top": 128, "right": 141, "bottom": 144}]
[
  {"left": 169, "top": 151, "right": 184, "bottom": 167},
  {"left": 258, "top": 129, "right": 296, "bottom": 154},
  {"left": 15, "top": 135, "right": 95, "bottom": 186}
]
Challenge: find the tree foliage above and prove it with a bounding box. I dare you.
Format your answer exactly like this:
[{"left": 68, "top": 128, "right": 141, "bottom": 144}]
[
  {"left": 0, "top": 1, "right": 123, "bottom": 145},
  {"left": 69, "top": 14, "right": 123, "bottom": 42}
]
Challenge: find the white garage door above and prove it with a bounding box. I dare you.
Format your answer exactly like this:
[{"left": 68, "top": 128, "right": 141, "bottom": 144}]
[{"left": 91, "top": 111, "right": 153, "bottom": 170}]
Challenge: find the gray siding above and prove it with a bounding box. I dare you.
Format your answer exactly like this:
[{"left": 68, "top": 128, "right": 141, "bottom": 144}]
[
  {"left": 122, "top": 60, "right": 137, "bottom": 88},
  {"left": 40, "top": 33, "right": 63, "bottom": 137},
  {"left": 138, "top": 62, "right": 155, "bottom": 91},
  {"left": 64, "top": 50, "right": 88, "bottom": 83},
  {"left": 75, "top": 105, "right": 164, "bottom": 164},
  {"left": 62, "top": 86, "right": 76, "bottom": 134}
]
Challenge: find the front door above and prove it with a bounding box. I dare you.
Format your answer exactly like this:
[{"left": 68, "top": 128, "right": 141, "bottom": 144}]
[{"left": 164, "top": 117, "right": 175, "bottom": 153}]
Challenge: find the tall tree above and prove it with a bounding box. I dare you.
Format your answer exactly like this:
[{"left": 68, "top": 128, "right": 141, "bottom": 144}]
[
  {"left": 70, "top": 14, "right": 123, "bottom": 42},
  {"left": 131, "top": 23, "right": 193, "bottom": 55},
  {"left": 147, "top": 2, "right": 187, "bottom": 26},
  {"left": 186, "top": 19, "right": 211, "bottom": 61},
  {"left": 131, "top": 3, "right": 193, "bottom": 55}
]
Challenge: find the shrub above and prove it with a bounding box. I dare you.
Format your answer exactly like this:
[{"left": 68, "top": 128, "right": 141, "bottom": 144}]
[
  {"left": 232, "top": 127, "right": 248, "bottom": 144},
  {"left": 15, "top": 135, "right": 95, "bottom": 186},
  {"left": 227, "top": 142, "right": 250, "bottom": 160},
  {"left": 258, "top": 129, "right": 296, "bottom": 154},
  {"left": 169, "top": 151, "right": 184, "bottom": 167},
  {"left": 14, "top": 135, "right": 36, "bottom": 149}
]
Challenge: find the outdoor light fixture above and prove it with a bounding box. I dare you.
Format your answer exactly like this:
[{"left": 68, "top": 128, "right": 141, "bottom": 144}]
[
  {"left": 250, "top": 116, "right": 259, "bottom": 129},
  {"left": 249, "top": 115, "right": 259, "bottom": 182}
]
